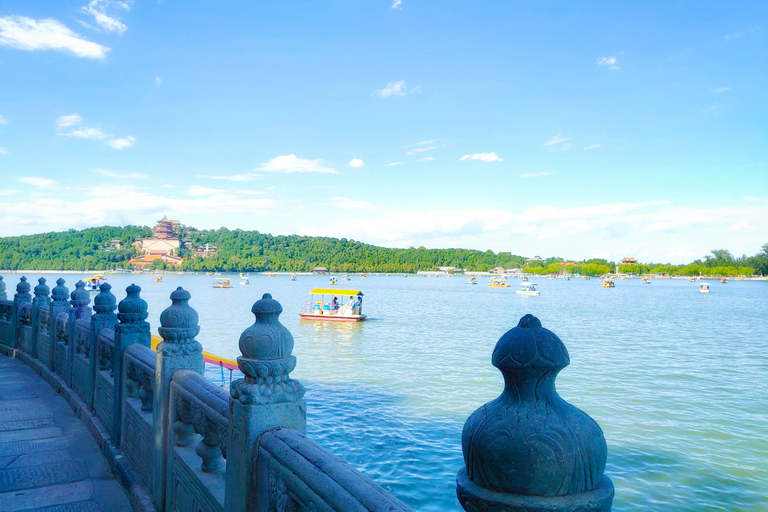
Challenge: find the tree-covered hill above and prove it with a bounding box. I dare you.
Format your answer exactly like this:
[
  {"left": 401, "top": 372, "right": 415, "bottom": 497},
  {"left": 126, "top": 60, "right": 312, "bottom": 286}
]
[{"left": 0, "top": 225, "right": 765, "bottom": 276}]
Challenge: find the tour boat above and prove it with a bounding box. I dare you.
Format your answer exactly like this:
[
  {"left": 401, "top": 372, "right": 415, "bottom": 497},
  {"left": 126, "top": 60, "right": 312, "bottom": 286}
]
[
  {"left": 300, "top": 288, "right": 366, "bottom": 322},
  {"left": 720, "top": 278, "right": 727, "bottom": 283},
  {"left": 329, "top": 276, "right": 338, "bottom": 285},
  {"left": 341, "top": 274, "right": 348, "bottom": 281},
  {"left": 212, "top": 278, "right": 232, "bottom": 289},
  {"left": 642, "top": 277, "right": 651, "bottom": 284},
  {"left": 155, "top": 275, "right": 163, "bottom": 282},
  {"left": 84, "top": 275, "right": 106, "bottom": 292},
  {"left": 291, "top": 274, "right": 297, "bottom": 281},
  {"left": 468, "top": 276, "right": 477, "bottom": 285},
  {"left": 521, "top": 276, "right": 529, "bottom": 282},
  {"left": 488, "top": 277, "right": 510, "bottom": 288},
  {"left": 516, "top": 283, "right": 540, "bottom": 296},
  {"left": 240, "top": 277, "right": 249, "bottom": 285},
  {"left": 699, "top": 283, "right": 711, "bottom": 293},
  {"left": 206, "top": 272, "right": 212, "bottom": 276},
  {"left": 601, "top": 279, "right": 615, "bottom": 288}
]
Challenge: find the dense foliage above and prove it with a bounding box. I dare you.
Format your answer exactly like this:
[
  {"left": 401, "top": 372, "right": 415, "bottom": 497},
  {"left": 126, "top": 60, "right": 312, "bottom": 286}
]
[{"left": 0, "top": 225, "right": 765, "bottom": 276}]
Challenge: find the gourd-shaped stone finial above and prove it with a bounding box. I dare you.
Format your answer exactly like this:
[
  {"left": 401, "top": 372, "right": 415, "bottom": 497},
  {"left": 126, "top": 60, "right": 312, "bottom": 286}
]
[
  {"left": 93, "top": 283, "right": 117, "bottom": 315},
  {"left": 159, "top": 287, "right": 201, "bottom": 343},
  {"left": 52, "top": 279, "right": 69, "bottom": 304},
  {"left": 457, "top": 314, "right": 614, "bottom": 512},
  {"left": 34, "top": 277, "right": 50, "bottom": 299},
  {"left": 231, "top": 293, "right": 304, "bottom": 405},
  {"left": 118, "top": 284, "right": 148, "bottom": 326},
  {"left": 70, "top": 281, "right": 91, "bottom": 309},
  {"left": 16, "top": 276, "right": 31, "bottom": 297}
]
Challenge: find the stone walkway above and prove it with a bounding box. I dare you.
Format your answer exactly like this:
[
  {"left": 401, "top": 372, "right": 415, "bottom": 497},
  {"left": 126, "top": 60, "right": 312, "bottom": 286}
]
[{"left": 0, "top": 353, "right": 133, "bottom": 512}]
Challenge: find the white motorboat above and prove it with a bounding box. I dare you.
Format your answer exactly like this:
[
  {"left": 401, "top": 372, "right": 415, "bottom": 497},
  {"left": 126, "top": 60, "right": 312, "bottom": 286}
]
[{"left": 516, "top": 283, "right": 540, "bottom": 296}]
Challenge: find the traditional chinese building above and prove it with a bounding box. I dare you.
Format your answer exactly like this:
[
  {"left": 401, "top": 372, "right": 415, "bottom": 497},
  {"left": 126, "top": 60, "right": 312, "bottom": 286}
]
[
  {"left": 620, "top": 257, "right": 638, "bottom": 265},
  {"left": 131, "top": 217, "right": 184, "bottom": 267}
]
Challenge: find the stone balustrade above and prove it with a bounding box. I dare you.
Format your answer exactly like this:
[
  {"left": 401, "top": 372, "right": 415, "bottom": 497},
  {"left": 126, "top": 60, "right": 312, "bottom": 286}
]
[{"left": 0, "top": 277, "right": 416, "bottom": 512}]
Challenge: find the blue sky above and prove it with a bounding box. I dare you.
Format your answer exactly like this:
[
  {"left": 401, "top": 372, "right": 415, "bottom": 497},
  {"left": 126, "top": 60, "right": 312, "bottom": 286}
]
[{"left": 0, "top": 1, "right": 766, "bottom": 263}]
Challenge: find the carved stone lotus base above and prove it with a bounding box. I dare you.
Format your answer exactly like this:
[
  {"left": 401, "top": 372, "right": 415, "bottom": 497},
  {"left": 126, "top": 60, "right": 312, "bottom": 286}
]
[{"left": 457, "top": 469, "right": 614, "bottom": 512}]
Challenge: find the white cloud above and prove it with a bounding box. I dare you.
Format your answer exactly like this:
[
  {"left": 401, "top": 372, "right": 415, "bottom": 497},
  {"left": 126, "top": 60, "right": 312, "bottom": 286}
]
[
  {"left": 0, "top": 189, "right": 19, "bottom": 196},
  {"left": 418, "top": 157, "right": 435, "bottom": 161},
  {"left": 543, "top": 134, "right": 571, "bottom": 147},
  {"left": 374, "top": 80, "right": 411, "bottom": 98},
  {"left": 597, "top": 56, "right": 619, "bottom": 70},
  {"left": 155, "top": 76, "right": 162, "bottom": 85},
  {"left": 95, "top": 169, "right": 147, "bottom": 179},
  {"left": 460, "top": 152, "right": 502, "bottom": 162},
  {"left": 385, "top": 162, "right": 403, "bottom": 167},
  {"left": 332, "top": 197, "right": 380, "bottom": 210},
  {"left": 80, "top": 0, "right": 132, "bottom": 35},
  {"left": 583, "top": 144, "right": 603, "bottom": 150},
  {"left": 727, "top": 221, "right": 749, "bottom": 230},
  {"left": 187, "top": 186, "right": 225, "bottom": 196},
  {"left": 349, "top": 158, "right": 365, "bottom": 168},
  {"left": 416, "top": 139, "right": 436, "bottom": 145},
  {"left": 392, "top": 0, "right": 402, "bottom": 9},
  {"left": 710, "top": 87, "right": 730, "bottom": 93},
  {"left": 0, "top": 148, "right": 7, "bottom": 155},
  {"left": 519, "top": 172, "right": 554, "bottom": 178},
  {"left": 66, "top": 127, "right": 107, "bottom": 139},
  {"left": 744, "top": 196, "right": 768, "bottom": 202},
  {"left": 198, "top": 173, "right": 260, "bottom": 182},
  {"left": 256, "top": 154, "right": 338, "bottom": 174},
  {"left": 18, "top": 177, "right": 57, "bottom": 188},
  {"left": 0, "top": 16, "right": 110, "bottom": 59},
  {"left": 107, "top": 135, "right": 136, "bottom": 149},
  {"left": 407, "top": 145, "right": 441, "bottom": 155},
  {"left": 0, "top": 115, "right": 6, "bottom": 125},
  {"left": 56, "top": 114, "right": 83, "bottom": 129}
]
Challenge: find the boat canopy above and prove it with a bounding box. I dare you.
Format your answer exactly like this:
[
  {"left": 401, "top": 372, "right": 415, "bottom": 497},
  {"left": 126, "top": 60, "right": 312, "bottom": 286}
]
[{"left": 310, "top": 288, "right": 362, "bottom": 296}]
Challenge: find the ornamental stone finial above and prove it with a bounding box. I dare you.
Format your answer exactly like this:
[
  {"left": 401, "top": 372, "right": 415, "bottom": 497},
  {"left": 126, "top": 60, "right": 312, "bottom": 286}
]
[
  {"left": 70, "top": 281, "right": 90, "bottom": 309},
  {"left": 52, "top": 278, "right": 69, "bottom": 304},
  {"left": 93, "top": 283, "right": 117, "bottom": 315},
  {"left": 457, "top": 314, "right": 614, "bottom": 512},
  {"left": 159, "top": 287, "right": 201, "bottom": 342},
  {"left": 16, "top": 276, "right": 31, "bottom": 296},
  {"left": 118, "top": 284, "right": 148, "bottom": 326},
  {"left": 34, "top": 277, "right": 50, "bottom": 299},
  {"left": 231, "top": 293, "right": 304, "bottom": 405}
]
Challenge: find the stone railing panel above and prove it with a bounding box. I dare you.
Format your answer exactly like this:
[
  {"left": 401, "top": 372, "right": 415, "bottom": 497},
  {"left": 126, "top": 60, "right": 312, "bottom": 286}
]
[
  {"left": 53, "top": 311, "right": 70, "bottom": 378},
  {"left": 36, "top": 305, "right": 52, "bottom": 367},
  {"left": 166, "top": 369, "right": 229, "bottom": 512},
  {"left": 122, "top": 343, "right": 157, "bottom": 490},
  {"left": 0, "top": 300, "right": 13, "bottom": 346},
  {"left": 71, "top": 317, "right": 93, "bottom": 404},
  {"left": 256, "top": 428, "right": 412, "bottom": 512},
  {"left": 93, "top": 328, "right": 116, "bottom": 434}
]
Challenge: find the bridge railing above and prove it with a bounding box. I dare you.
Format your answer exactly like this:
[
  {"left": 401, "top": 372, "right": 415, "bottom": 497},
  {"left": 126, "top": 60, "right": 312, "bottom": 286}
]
[{"left": 0, "top": 277, "right": 414, "bottom": 512}]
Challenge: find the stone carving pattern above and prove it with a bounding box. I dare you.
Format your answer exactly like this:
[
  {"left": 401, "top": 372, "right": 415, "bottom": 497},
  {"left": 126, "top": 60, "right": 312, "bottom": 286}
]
[
  {"left": 0, "top": 301, "right": 12, "bottom": 323},
  {"left": 98, "top": 331, "right": 116, "bottom": 375},
  {"left": 19, "top": 303, "right": 32, "bottom": 326},
  {"left": 125, "top": 354, "right": 155, "bottom": 412},
  {"left": 55, "top": 312, "right": 69, "bottom": 345},
  {"left": 38, "top": 306, "right": 50, "bottom": 336},
  {"left": 231, "top": 294, "right": 305, "bottom": 406},
  {"left": 74, "top": 321, "right": 91, "bottom": 357}
]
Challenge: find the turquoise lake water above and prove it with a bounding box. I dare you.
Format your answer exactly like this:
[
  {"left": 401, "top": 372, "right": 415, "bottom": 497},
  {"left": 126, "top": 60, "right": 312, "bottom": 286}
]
[{"left": 3, "top": 272, "right": 767, "bottom": 511}]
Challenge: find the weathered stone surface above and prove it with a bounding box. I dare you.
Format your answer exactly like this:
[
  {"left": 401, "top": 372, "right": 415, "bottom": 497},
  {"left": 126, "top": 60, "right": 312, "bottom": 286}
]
[
  {"left": 0, "top": 436, "right": 70, "bottom": 456},
  {"left": 0, "top": 449, "right": 72, "bottom": 470},
  {"left": 0, "top": 397, "right": 47, "bottom": 411},
  {"left": 458, "top": 314, "right": 614, "bottom": 512},
  {"left": 0, "top": 426, "right": 61, "bottom": 443},
  {"left": 0, "top": 404, "right": 54, "bottom": 422},
  {"left": 0, "top": 417, "right": 55, "bottom": 431},
  {"left": 0, "top": 460, "right": 89, "bottom": 492},
  {"left": 33, "top": 501, "right": 102, "bottom": 512},
  {"left": 0, "top": 480, "right": 93, "bottom": 512}
]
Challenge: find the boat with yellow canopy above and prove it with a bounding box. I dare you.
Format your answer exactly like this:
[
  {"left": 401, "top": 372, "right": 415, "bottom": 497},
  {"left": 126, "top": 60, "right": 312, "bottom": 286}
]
[{"left": 300, "top": 288, "right": 365, "bottom": 322}]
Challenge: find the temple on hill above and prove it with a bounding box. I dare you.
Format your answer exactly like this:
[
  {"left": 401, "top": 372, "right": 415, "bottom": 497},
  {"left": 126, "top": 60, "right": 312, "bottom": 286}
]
[
  {"left": 620, "top": 257, "right": 638, "bottom": 265},
  {"left": 131, "top": 216, "right": 184, "bottom": 267}
]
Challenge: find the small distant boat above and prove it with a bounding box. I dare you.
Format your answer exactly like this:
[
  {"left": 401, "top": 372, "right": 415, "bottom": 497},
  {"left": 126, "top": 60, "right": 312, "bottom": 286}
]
[
  {"left": 360, "top": 272, "right": 368, "bottom": 277},
  {"left": 212, "top": 278, "right": 232, "bottom": 289},
  {"left": 720, "top": 278, "right": 727, "bottom": 283},
  {"left": 468, "top": 276, "right": 477, "bottom": 285},
  {"left": 291, "top": 274, "right": 297, "bottom": 281},
  {"left": 642, "top": 277, "right": 651, "bottom": 284},
  {"left": 84, "top": 275, "right": 106, "bottom": 292},
  {"left": 699, "top": 283, "right": 711, "bottom": 293},
  {"left": 154, "top": 275, "right": 163, "bottom": 282},
  {"left": 206, "top": 272, "right": 212, "bottom": 276},
  {"left": 521, "top": 276, "right": 528, "bottom": 282},
  {"left": 341, "top": 274, "right": 348, "bottom": 281},
  {"left": 516, "top": 283, "right": 540, "bottom": 296},
  {"left": 300, "top": 288, "right": 366, "bottom": 322},
  {"left": 488, "top": 277, "right": 510, "bottom": 288},
  {"left": 329, "top": 276, "right": 338, "bottom": 285},
  {"left": 583, "top": 276, "right": 590, "bottom": 280},
  {"left": 602, "top": 279, "right": 615, "bottom": 288},
  {"left": 689, "top": 277, "right": 696, "bottom": 282},
  {"left": 240, "top": 277, "right": 249, "bottom": 285}
]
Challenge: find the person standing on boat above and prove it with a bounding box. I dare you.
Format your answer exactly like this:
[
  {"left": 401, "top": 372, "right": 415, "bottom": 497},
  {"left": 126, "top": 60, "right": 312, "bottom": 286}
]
[
  {"left": 331, "top": 297, "right": 339, "bottom": 310},
  {"left": 347, "top": 296, "right": 355, "bottom": 312},
  {"left": 355, "top": 293, "right": 363, "bottom": 315}
]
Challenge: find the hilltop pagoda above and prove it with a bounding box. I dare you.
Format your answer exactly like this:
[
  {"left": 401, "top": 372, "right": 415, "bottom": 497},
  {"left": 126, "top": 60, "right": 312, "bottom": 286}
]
[{"left": 131, "top": 216, "right": 184, "bottom": 267}]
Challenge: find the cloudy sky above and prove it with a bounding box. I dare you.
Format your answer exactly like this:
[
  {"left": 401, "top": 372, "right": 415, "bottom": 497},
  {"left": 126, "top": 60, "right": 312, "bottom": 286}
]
[{"left": 0, "top": 1, "right": 766, "bottom": 263}]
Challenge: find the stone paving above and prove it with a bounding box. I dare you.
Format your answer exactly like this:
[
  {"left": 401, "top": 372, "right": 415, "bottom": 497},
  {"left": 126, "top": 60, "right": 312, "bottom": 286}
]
[{"left": 0, "top": 354, "right": 133, "bottom": 512}]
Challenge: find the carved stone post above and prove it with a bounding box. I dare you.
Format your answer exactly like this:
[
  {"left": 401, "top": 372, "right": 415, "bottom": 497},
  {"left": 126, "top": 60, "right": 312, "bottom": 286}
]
[
  {"left": 12, "top": 277, "right": 32, "bottom": 349},
  {"left": 66, "top": 281, "right": 92, "bottom": 386},
  {"left": 28, "top": 278, "right": 51, "bottom": 357},
  {"left": 0, "top": 276, "right": 6, "bottom": 301},
  {"left": 113, "top": 284, "right": 151, "bottom": 443},
  {"left": 154, "top": 287, "right": 204, "bottom": 509},
  {"left": 457, "top": 314, "right": 614, "bottom": 512},
  {"left": 90, "top": 283, "right": 118, "bottom": 408},
  {"left": 225, "top": 293, "right": 306, "bottom": 512},
  {"left": 49, "top": 279, "right": 70, "bottom": 372}
]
